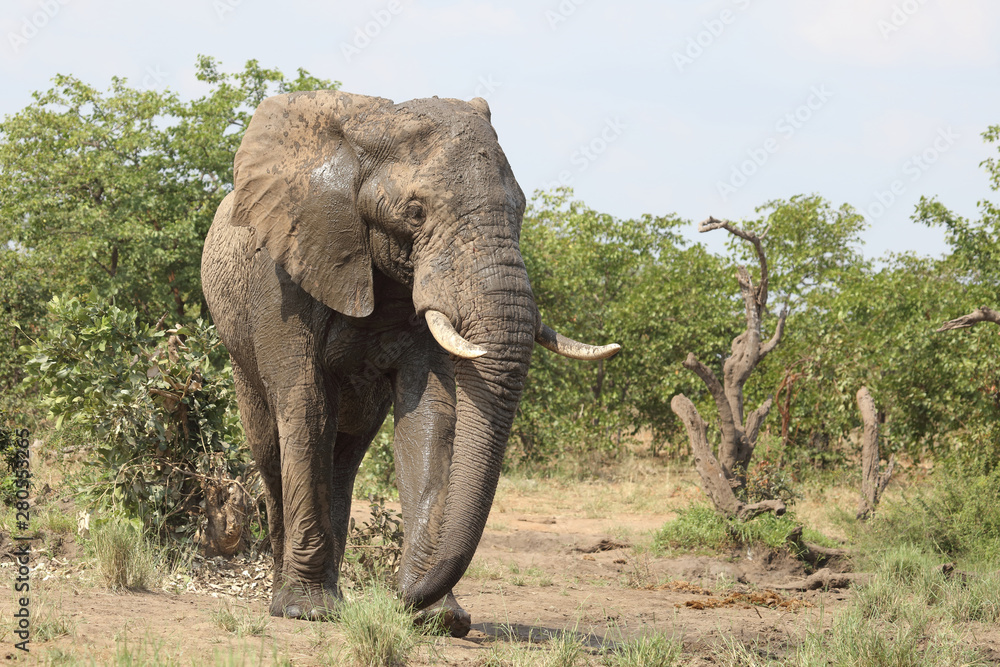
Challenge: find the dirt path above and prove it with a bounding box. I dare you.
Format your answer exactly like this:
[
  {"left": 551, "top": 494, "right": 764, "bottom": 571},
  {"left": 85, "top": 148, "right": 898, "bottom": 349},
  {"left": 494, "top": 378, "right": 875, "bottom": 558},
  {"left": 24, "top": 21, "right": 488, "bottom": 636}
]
[{"left": 0, "top": 479, "right": 850, "bottom": 665}]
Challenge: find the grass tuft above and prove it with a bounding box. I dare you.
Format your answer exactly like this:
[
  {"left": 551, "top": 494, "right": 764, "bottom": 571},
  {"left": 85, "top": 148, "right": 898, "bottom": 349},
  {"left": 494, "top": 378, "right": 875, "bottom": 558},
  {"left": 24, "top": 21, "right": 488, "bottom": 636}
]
[
  {"left": 602, "top": 633, "right": 681, "bottom": 667},
  {"left": 210, "top": 602, "right": 270, "bottom": 637},
  {"left": 91, "top": 519, "right": 159, "bottom": 591},
  {"left": 32, "top": 597, "right": 75, "bottom": 642},
  {"left": 336, "top": 586, "right": 418, "bottom": 667}
]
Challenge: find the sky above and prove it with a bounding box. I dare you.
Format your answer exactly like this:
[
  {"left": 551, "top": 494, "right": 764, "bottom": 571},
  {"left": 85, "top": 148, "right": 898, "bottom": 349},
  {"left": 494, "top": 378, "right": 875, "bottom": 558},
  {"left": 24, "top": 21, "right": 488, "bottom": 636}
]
[{"left": 2, "top": 0, "right": 997, "bottom": 259}]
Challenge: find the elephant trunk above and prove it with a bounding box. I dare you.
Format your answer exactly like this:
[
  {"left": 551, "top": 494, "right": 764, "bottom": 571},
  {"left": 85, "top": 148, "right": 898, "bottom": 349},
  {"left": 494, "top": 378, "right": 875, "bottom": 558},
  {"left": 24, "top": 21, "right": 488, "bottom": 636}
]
[{"left": 402, "top": 241, "right": 535, "bottom": 610}]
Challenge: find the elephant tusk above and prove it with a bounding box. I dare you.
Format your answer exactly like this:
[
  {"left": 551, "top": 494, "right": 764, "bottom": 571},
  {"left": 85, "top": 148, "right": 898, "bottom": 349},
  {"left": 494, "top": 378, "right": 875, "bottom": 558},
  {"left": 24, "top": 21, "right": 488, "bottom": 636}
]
[
  {"left": 425, "top": 311, "right": 488, "bottom": 359},
  {"left": 535, "top": 323, "right": 621, "bottom": 361}
]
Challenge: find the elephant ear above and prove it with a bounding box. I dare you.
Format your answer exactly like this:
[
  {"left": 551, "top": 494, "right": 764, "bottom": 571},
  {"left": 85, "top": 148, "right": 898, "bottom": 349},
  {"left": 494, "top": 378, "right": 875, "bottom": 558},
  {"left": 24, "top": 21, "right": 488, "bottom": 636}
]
[{"left": 231, "top": 91, "right": 388, "bottom": 318}]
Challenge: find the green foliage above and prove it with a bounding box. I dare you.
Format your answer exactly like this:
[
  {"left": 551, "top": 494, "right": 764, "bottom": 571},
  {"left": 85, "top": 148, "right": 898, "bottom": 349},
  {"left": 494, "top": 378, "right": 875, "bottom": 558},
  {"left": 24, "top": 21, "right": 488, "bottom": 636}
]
[
  {"left": 853, "top": 467, "right": 1000, "bottom": 567},
  {"left": 0, "top": 408, "right": 21, "bottom": 505},
  {"left": 514, "top": 188, "right": 734, "bottom": 464},
  {"left": 24, "top": 293, "right": 249, "bottom": 540},
  {"left": 742, "top": 193, "right": 1000, "bottom": 465},
  {"left": 651, "top": 505, "right": 820, "bottom": 555},
  {"left": 0, "top": 57, "right": 337, "bottom": 393},
  {"left": 729, "top": 194, "right": 869, "bottom": 313},
  {"left": 342, "top": 497, "right": 405, "bottom": 590},
  {"left": 354, "top": 413, "right": 397, "bottom": 500}
]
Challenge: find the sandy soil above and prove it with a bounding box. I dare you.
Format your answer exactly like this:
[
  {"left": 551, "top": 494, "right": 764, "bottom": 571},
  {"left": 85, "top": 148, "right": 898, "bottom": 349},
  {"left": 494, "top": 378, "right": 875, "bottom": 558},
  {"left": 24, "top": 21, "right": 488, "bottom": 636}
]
[{"left": 1, "top": 466, "right": 993, "bottom": 665}]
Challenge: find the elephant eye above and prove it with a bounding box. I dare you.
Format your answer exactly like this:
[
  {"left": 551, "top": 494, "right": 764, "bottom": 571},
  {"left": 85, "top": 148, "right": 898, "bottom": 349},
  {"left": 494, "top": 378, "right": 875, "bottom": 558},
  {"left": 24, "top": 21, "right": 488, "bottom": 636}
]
[{"left": 404, "top": 201, "right": 426, "bottom": 224}]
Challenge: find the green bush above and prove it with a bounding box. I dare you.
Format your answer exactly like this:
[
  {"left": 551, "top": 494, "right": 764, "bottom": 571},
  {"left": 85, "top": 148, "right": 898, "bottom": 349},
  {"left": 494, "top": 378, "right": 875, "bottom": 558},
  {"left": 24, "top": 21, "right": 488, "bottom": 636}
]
[
  {"left": 24, "top": 293, "right": 251, "bottom": 543},
  {"left": 342, "top": 497, "right": 405, "bottom": 590},
  {"left": 0, "top": 409, "right": 22, "bottom": 505},
  {"left": 652, "top": 505, "right": 827, "bottom": 555},
  {"left": 854, "top": 467, "right": 1000, "bottom": 567},
  {"left": 354, "top": 413, "right": 397, "bottom": 501}
]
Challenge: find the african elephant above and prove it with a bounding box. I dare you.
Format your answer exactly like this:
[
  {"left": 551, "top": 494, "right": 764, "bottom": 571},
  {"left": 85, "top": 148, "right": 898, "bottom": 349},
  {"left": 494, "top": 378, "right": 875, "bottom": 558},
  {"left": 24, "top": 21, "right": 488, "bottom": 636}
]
[{"left": 201, "top": 90, "right": 619, "bottom": 636}]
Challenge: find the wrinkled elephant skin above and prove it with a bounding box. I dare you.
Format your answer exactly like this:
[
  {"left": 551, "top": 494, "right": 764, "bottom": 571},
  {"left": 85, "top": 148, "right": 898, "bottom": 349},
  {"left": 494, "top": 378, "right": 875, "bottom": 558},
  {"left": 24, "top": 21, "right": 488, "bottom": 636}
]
[{"left": 201, "top": 91, "right": 618, "bottom": 636}]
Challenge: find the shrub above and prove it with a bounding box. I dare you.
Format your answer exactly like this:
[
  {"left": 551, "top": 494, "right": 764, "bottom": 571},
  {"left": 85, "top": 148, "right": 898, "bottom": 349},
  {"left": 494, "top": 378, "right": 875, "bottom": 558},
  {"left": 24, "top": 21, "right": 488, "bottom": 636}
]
[
  {"left": 353, "top": 414, "right": 397, "bottom": 500},
  {"left": 854, "top": 467, "right": 1000, "bottom": 567},
  {"left": 25, "top": 293, "right": 254, "bottom": 544},
  {"left": 0, "top": 409, "right": 21, "bottom": 505},
  {"left": 652, "top": 505, "right": 823, "bottom": 555},
  {"left": 738, "top": 455, "right": 799, "bottom": 507},
  {"left": 341, "top": 497, "right": 404, "bottom": 590}
]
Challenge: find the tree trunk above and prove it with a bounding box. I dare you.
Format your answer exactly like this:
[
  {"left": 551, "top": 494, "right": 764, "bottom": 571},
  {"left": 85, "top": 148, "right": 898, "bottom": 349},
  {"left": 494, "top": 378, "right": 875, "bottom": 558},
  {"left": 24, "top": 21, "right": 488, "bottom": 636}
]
[{"left": 855, "top": 387, "right": 894, "bottom": 521}]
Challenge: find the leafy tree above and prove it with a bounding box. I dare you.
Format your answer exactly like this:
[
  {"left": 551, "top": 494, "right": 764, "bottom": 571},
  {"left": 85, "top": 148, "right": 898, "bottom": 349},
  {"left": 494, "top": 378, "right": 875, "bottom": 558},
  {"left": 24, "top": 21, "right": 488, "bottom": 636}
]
[
  {"left": 0, "top": 58, "right": 337, "bottom": 391},
  {"left": 512, "top": 189, "right": 735, "bottom": 465}
]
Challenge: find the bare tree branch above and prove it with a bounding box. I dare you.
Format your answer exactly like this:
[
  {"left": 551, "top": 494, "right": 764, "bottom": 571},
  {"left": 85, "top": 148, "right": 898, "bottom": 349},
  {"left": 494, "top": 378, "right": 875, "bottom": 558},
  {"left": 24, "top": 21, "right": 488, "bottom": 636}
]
[
  {"left": 759, "top": 308, "right": 788, "bottom": 360},
  {"left": 699, "top": 216, "right": 769, "bottom": 307},
  {"left": 737, "top": 499, "right": 786, "bottom": 521},
  {"left": 745, "top": 397, "right": 774, "bottom": 446},
  {"left": 672, "top": 217, "right": 786, "bottom": 518},
  {"left": 936, "top": 307, "right": 1000, "bottom": 332},
  {"left": 670, "top": 395, "right": 741, "bottom": 515},
  {"left": 683, "top": 353, "right": 738, "bottom": 451}
]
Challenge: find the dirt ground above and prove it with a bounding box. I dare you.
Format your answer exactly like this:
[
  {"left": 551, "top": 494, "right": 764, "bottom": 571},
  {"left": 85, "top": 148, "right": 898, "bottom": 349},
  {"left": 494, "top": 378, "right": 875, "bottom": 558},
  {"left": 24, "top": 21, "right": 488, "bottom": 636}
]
[{"left": 0, "top": 466, "right": 985, "bottom": 665}]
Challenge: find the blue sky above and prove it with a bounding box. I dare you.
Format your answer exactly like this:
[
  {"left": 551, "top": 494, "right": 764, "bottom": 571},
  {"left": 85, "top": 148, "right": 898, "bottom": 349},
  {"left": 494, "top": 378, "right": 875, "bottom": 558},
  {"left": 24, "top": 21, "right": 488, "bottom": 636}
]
[{"left": 2, "top": 0, "right": 997, "bottom": 259}]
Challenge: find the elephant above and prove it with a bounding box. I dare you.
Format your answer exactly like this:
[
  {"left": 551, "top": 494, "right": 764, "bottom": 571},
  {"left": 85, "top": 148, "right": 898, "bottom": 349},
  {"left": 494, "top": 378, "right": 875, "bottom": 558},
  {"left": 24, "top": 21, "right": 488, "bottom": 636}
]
[{"left": 200, "top": 90, "right": 619, "bottom": 636}]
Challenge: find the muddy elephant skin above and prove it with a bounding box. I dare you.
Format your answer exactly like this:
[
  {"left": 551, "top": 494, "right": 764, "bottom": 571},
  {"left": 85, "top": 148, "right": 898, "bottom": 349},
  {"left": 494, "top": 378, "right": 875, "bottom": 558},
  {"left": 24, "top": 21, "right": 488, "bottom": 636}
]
[{"left": 201, "top": 91, "right": 617, "bottom": 636}]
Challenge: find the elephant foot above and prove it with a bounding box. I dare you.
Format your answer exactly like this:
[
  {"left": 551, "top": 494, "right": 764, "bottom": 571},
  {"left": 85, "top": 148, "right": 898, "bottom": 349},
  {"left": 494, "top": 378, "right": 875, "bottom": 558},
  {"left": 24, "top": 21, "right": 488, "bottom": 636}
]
[
  {"left": 414, "top": 591, "right": 471, "bottom": 638},
  {"left": 270, "top": 582, "right": 340, "bottom": 621}
]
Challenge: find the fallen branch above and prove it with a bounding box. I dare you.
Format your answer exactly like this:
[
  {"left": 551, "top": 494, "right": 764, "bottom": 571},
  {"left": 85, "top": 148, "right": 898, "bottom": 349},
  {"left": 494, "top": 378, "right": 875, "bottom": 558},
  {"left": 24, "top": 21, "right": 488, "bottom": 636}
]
[
  {"left": 785, "top": 526, "right": 849, "bottom": 568},
  {"left": 775, "top": 567, "right": 871, "bottom": 592}
]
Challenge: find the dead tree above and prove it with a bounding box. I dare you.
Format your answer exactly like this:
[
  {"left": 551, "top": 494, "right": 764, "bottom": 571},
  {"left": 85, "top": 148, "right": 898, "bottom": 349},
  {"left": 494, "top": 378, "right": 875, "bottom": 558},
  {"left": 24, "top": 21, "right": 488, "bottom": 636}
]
[
  {"left": 855, "top": 387, "right": 894, "bottom": 521},
  {"left": 936, "top": 307, "right": 1000, "bottom": 332},
  {"left": 671, "top": 217, "right": 788, "bottom": 520}
]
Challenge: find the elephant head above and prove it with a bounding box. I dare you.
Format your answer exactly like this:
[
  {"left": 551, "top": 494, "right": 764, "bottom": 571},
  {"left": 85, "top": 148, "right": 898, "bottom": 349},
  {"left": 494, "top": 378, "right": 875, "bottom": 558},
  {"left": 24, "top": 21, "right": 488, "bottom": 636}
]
[{"left": 229, "top": 91, "right": 618, "bottom": 611}]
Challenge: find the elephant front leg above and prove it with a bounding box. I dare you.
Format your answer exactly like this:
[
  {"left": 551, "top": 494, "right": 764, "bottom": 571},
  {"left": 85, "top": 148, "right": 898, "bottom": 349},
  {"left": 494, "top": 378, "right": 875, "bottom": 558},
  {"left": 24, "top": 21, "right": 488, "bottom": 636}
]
[
  {"left": 271, "top": 381, "right": 342, "bottom": 620},
  {"left": 392, "top": 351, "right": 471, "bottom": 637}
]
